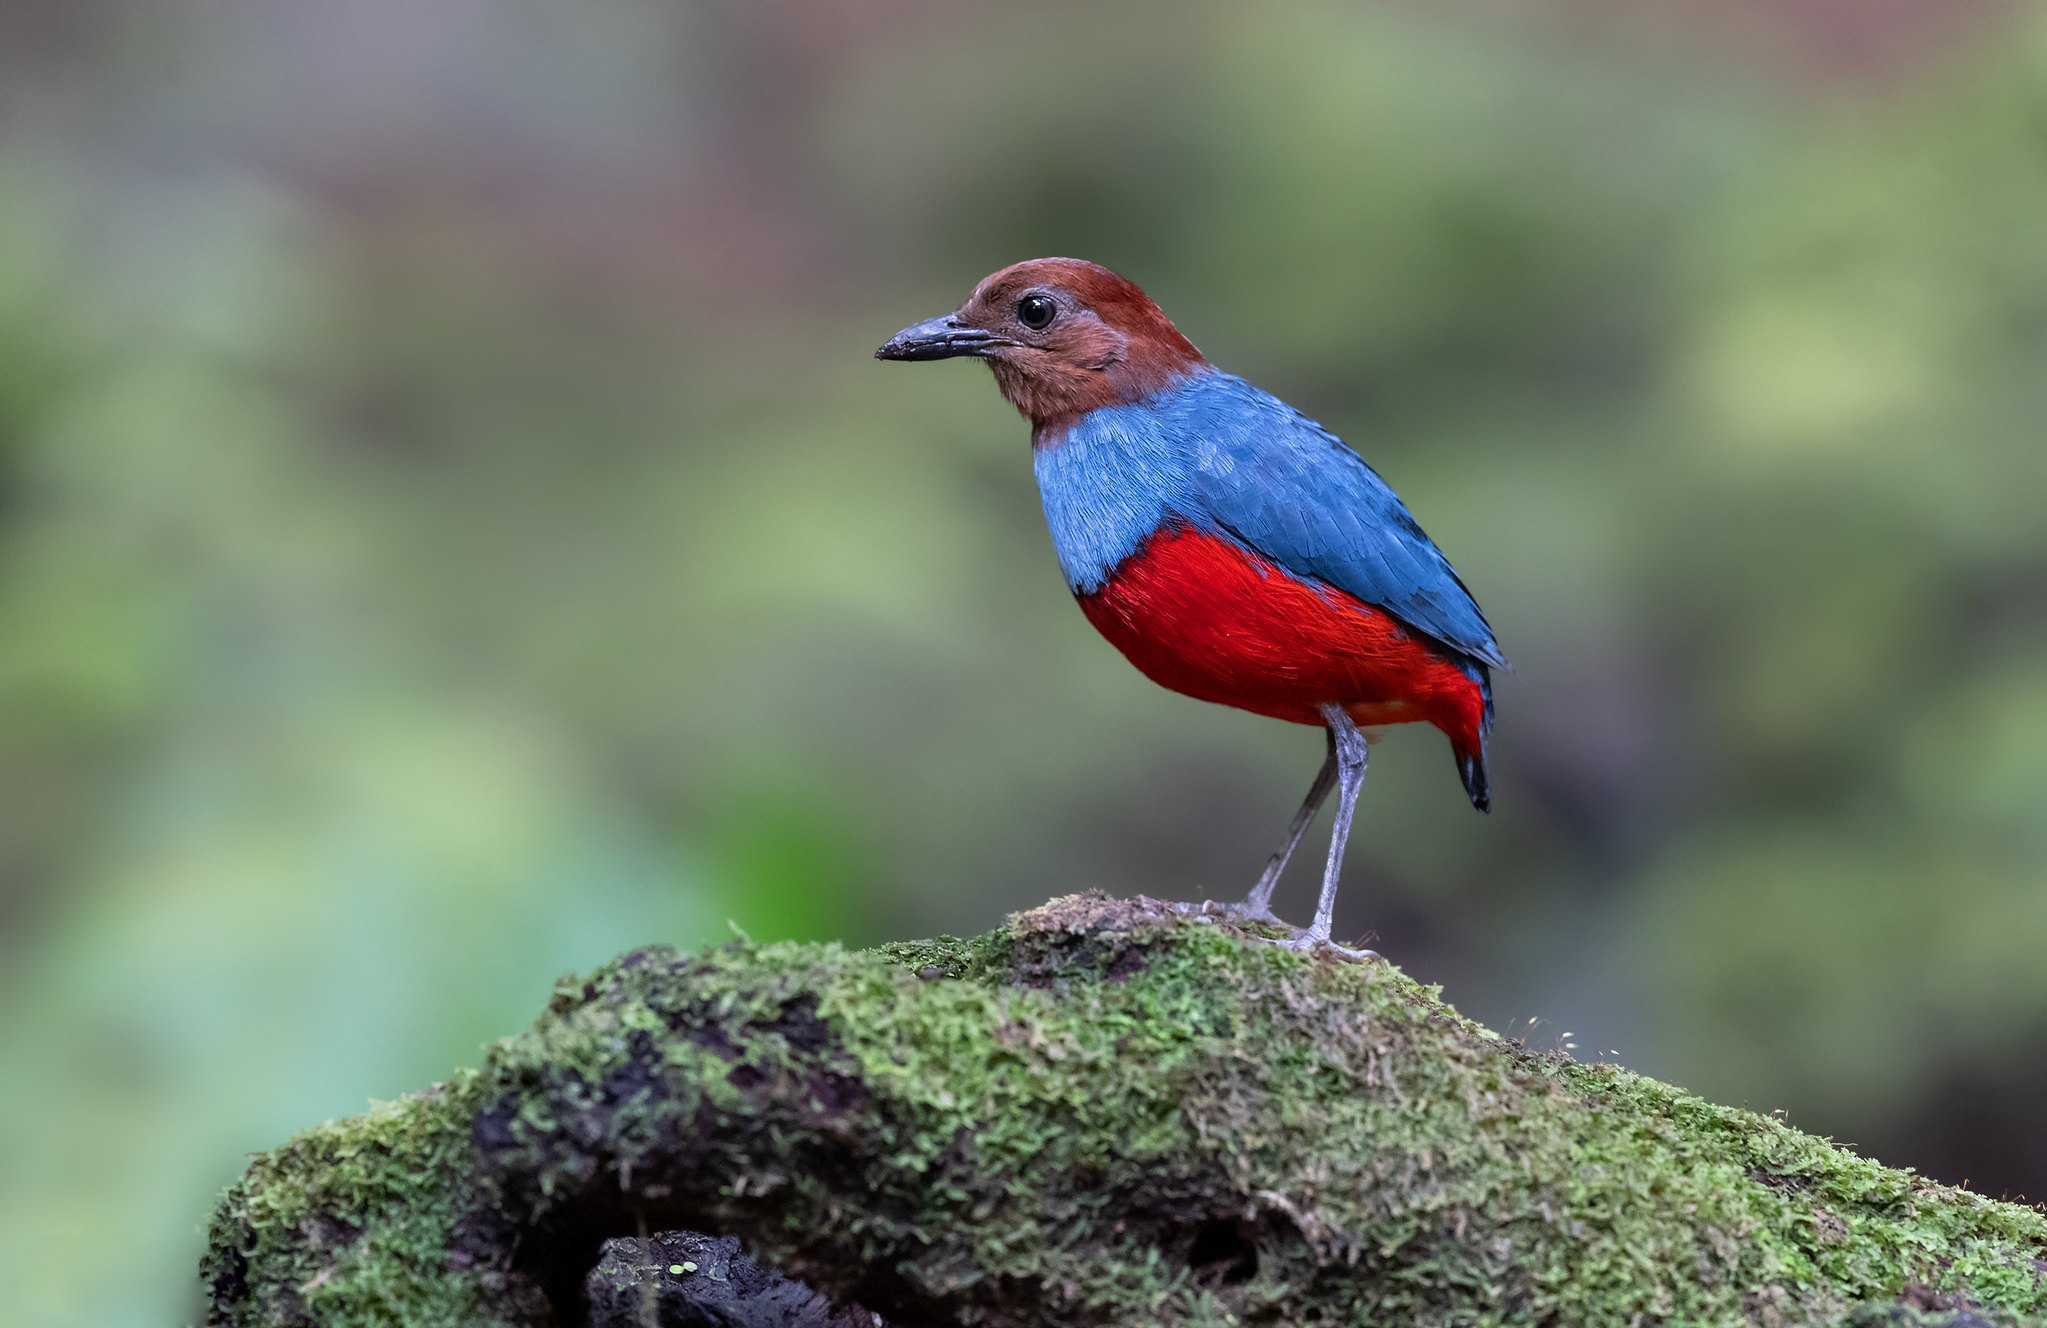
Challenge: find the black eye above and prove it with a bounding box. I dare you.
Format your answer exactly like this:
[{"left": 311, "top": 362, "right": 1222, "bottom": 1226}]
[{"left": 1016, "top": 293, "right": 1057, "bottom": 331}]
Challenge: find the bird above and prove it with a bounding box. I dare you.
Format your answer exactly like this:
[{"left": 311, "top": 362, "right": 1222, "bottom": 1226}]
[{"left": 876, "top": 258, "right": 1502, "bottom": 955}]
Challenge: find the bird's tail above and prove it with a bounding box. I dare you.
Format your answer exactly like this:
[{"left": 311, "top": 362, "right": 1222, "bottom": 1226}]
[
  {"left": 1452, "top": 665, "right": 1494, "bottom": 813},
  {"left": 1455, "top": 740, "right": 1490, "bottom": 813}
]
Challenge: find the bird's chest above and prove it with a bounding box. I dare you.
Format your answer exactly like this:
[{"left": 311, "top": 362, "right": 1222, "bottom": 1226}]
[{"left": 1032, "top": 413, "right": 1195, "bottom": 594}]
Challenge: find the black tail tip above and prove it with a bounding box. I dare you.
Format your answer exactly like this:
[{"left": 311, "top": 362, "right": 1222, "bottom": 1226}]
[{"left": 1457, "top": 750, "right": 1491, "bottom": 813}]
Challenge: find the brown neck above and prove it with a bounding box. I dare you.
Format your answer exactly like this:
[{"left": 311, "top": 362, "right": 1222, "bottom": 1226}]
[{"left": 991, "top": 333, "right": 1205, "bottom": 433}]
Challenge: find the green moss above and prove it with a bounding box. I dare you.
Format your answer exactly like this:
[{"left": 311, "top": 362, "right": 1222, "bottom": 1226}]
[
  {"left": 204, "top": 1073, "right": 543, "bottom": 1327},
  {"left": 206, "top": 894, "right": 2047, "bottom": 1327}
]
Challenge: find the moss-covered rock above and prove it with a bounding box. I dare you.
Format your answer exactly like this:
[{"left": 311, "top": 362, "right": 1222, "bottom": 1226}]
[{"left": 203, "top": 894, "right": 2047, "bottom": 1327}]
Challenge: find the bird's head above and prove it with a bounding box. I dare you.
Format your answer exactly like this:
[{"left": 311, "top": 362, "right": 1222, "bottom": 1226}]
[{"left": 876, "top": 258, "right": 1206, "bottom": 433}]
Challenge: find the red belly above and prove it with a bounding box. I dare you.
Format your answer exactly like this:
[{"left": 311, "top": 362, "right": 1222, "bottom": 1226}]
[{"left": 1077, "top": 526, "right": 1486, "bottom": 747}]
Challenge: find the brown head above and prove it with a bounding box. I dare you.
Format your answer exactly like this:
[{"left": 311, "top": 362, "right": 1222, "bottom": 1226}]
[{"left": 875, "top": 258, "right": 1206, "bottom": 433}]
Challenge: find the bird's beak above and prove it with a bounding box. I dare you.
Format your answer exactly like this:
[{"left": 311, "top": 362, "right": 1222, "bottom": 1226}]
[{"left": 875, "top": 313, "right": 1007, "bottom": 362}]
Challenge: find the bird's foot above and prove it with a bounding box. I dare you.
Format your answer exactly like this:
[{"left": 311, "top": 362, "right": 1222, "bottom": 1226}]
[
  {"left": 1178, "top": 896, "right": 1284, "bottom": 926},
  {"left": 1265, "top": 929, "right": 1378, "bottom": 961}
]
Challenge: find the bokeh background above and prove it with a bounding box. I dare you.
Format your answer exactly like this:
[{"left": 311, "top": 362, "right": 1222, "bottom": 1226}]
[{"left": 3, "top": 2, "right": 2046, "bottom": 1323}]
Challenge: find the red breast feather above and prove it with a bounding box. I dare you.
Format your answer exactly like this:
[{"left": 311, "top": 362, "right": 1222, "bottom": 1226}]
[{"left": 1079, "top": 525, "right": 1488, "bottom": 761}]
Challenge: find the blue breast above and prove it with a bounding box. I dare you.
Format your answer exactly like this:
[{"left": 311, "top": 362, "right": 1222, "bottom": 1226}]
[{"left": 1032, "top": 373, "right": 1208, "bottom": 594}]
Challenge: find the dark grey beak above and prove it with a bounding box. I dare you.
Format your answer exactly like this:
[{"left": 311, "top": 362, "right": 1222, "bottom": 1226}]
[{"left": 875, "top": 313, "right": 1006, "bottom": 362}]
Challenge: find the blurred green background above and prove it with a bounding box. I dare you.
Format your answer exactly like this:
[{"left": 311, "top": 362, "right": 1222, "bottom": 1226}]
[{"left": 3, "top": 2, "right": 2046, "bottom": 1323}]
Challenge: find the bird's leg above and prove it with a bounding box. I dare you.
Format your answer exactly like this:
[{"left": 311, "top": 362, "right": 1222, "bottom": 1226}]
[
  {"left": 1282, "top": 705, "right": 1376, "bottom": 958},
  {"left": 1218, "top": 731, "right": 1337, "bottom": 924}
]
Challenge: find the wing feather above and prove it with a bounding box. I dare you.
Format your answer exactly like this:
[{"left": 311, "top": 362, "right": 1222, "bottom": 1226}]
[{"left": 1175, "top": 374, "right": 1506, "bottom": 669}]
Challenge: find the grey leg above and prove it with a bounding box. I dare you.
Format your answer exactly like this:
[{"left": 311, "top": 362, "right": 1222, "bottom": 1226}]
[
  {"left": 1233, "top": 730, "right": 1337, "bottom": 922},
  {"left": 1284, "top": 705, "right": 1375, "bottom": 957}
]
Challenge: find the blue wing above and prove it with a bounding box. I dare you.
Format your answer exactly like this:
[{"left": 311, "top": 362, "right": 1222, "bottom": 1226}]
[{"left": 1170, "top": 372, "right": 1506, "bottom": 669}]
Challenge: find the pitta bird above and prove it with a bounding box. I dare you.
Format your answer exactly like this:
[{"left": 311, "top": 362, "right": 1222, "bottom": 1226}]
[{"left": 877, "top": 259, "right": 1501, "bottom": 954}]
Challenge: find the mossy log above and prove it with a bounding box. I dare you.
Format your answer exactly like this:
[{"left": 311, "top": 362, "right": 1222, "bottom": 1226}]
[{"left": 204, "top": 894, "right": 2047, "bottom": 1327}]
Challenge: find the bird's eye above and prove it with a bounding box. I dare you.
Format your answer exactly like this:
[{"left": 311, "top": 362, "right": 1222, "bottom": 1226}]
[{"left": 1016, "top": 294, "right": 1057, "bottom": 331}]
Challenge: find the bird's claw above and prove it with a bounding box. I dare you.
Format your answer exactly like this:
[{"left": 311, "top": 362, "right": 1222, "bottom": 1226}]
[
  {"left": 1179, "top": 897, "right": 1283, "bottom": 926},
  {"left": 1174, "top": 900, "right": 1374, "bottom": 958},
  {"left": 1264, "top": 931, "right": 1378, "bottom": 961}
]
